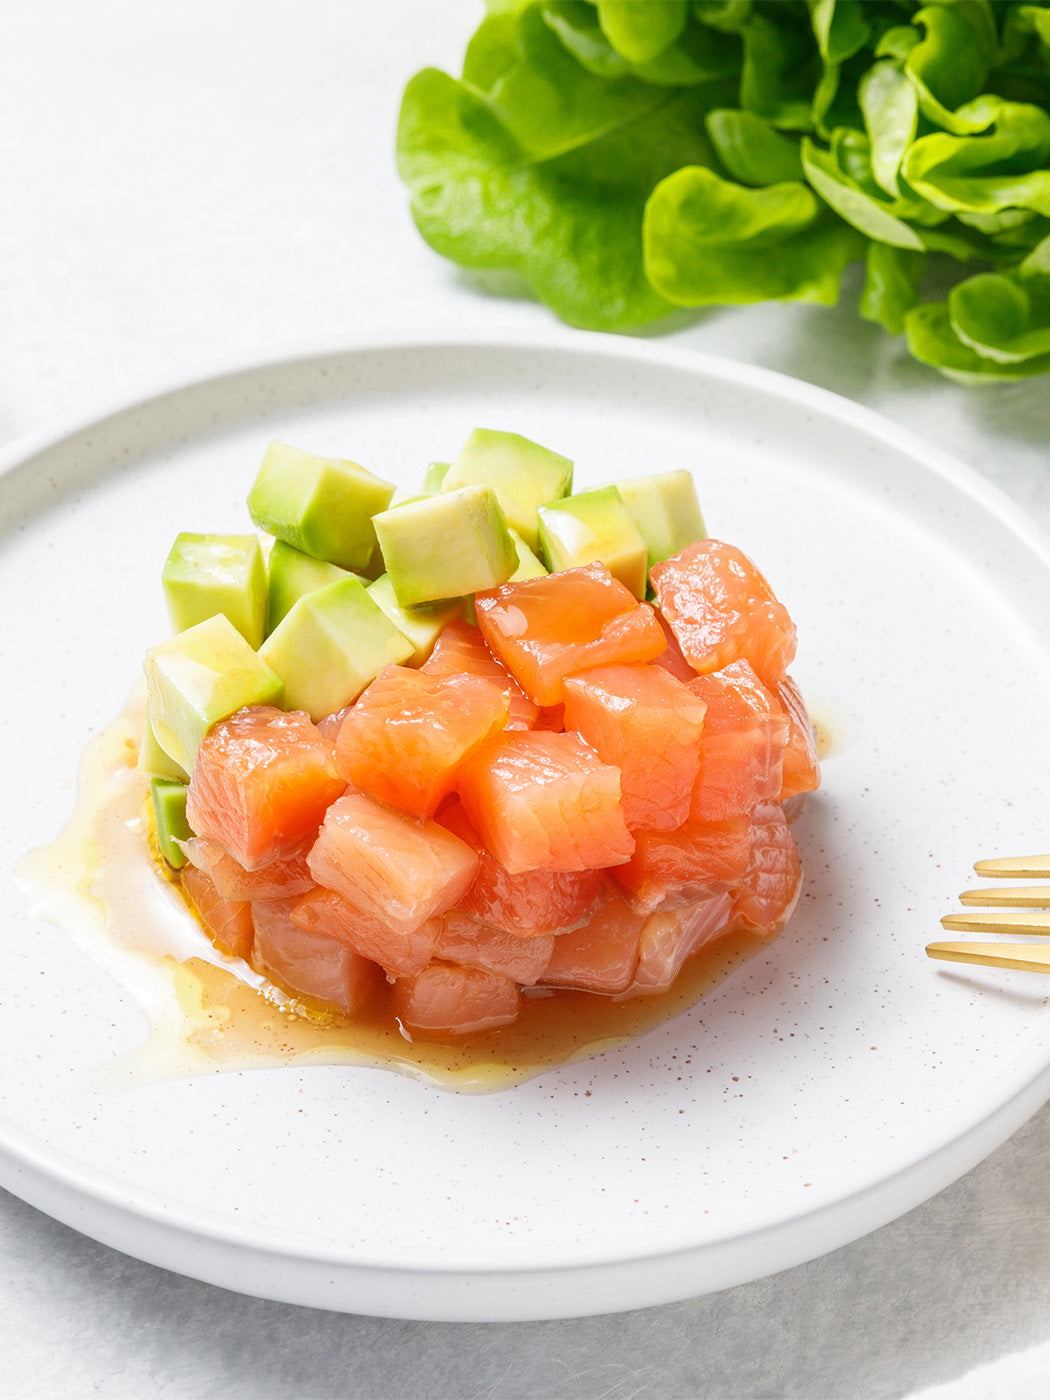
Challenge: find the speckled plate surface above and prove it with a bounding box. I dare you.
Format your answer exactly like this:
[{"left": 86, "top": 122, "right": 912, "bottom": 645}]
[{"left": 3, "top": 330, "right": 1050, "bottom": 1321}]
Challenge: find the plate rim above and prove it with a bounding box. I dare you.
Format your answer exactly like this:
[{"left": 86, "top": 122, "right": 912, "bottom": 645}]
[{"left": 2, "top": 322, "right": 1045, "bottom": 554}]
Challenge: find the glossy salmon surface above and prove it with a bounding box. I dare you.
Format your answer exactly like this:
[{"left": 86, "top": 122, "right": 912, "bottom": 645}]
[{"left": 171, "top": 533, "right": 817, "bottom": 1040}]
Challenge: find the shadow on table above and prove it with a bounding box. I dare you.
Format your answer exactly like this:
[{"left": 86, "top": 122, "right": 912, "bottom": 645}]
[{"left": 453, "top": 264, "right": 1050, "bottom": 463}]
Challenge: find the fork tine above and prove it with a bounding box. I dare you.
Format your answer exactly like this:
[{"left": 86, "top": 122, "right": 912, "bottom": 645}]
[
  {"left": 973, "top": 855, "right": 1050, "bottom": 878},
  {"left": 927, "top": 941, "right": 1050, "bottom": 973},
  {"left": 931, "top": 860, "right": 1050, "bottom": 970},
  {"left": 960, "top": 886, "right": 1050, "bottom": 908},
  {"left": 941, "top": 910, "right": 1050, "bottom": 935}
]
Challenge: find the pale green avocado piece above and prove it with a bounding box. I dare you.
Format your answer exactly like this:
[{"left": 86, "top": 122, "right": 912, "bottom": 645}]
[
  {"left": 441, "top": 428, "right": 573, "bottom": 553},
  {"left": 150, "top": 778, "right": 191, "bottom": 869},
  {"left": 247, "top": 440, "right": 395, "bottom": 571},
  {"left": 162, "top": 533, "right": 268, "bottom": 648},
  {"left": 359, "top": 537, "right": 387, "bottom": 582},
  {"left": 367, "top": 573, "right": 463, "bottom": 666},
  {"left": 423, "top": 461, "right": 451, "bottom": 491},
  {"left": 387, "top": 490, "right": 434, "bottom": 508},
  {"left": 508, "top": 528, "right": 548, "bottom": 580},
  {"left": 259, "top": 575, "right": 414, "bottom": 720},
  {"left": 612, "top": 470, "right": 706, "bottom": 568},
  {"left": 373, "top": 484, "right": 518, "bottom": 607},
  {"left": 537, "top": 485, "right": 648, "bottom": 598},
  {"left": 266, "top": 539, "right": 354, "bottom": 634},
  {"left": 138, "top": 704, "right": 189, "bottom": 782},
  {"left": 144, "top": 614, "right": 285, "bottom": 773}
]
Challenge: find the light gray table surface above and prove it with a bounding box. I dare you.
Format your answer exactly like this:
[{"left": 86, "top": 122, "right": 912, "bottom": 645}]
[{"left": 3, "top": 4, "right": 1050, "bottom": 1398}]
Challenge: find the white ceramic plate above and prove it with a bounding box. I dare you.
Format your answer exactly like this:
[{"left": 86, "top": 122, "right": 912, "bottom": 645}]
[{"left": 3, "top": 330, "right": 1050, "bottom": 1322}]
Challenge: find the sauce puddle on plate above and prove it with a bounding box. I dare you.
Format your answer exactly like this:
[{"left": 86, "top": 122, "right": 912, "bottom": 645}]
[{"left": 17, "top": 693, "right": 776, "bottom": 1093}]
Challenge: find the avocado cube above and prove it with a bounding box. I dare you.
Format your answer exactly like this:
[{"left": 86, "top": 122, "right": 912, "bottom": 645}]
[
  {"left": 537, "top": 486, "right": 648, "bottom": 598},
  {"left": 151, "top": 778, "right": 192, "bottom": 869},
  {"left": 359, "top": 538, "right": 387, "bottom": 581},
  {"left": 441, "top": 429, "right": 573, "bottom": 553},
  {"left": 423, "top": 461, "right": 451, "bottom": 491},
  {"left": 162, "top": 532, "right": 268, "bottom": 648},
  {"left": 387, "top": 490, "right": 434, "bottom": 509},
  {"left": 508, "top": 528, "right": 548, "bottom": 581},
  {"left": 247, "top": 440, "right": 395, "bottom": 571},
  {"left": 144, "top": 613, "right": 285, "bottom": 773},
  {"left": 266, "top": 539, "right": 355, "bottom": 634},
  {"left": 259, "top": 575, "right": 414, "bottom": 720},
  {"left": 613, "top": 470, "right": 706, "bottom": 568},
  {"left": 367, "top": 573, "right": 463, "bottom": 666},
  {"left": 138, "top": 704, "right": 189, "bottom": 782},
  {"left": 373, "top": 484, "right": 518, "bottom": 607}
]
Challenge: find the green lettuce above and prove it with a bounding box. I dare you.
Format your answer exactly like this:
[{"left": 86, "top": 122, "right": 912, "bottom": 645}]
[
  {"left": 595, "top": 0, "right": 688, "bottom": 64},
  {"left": 902, "top": 96, "right": 1050, "bottom": 217},
  {"left": 860, "top": 242, "right": 926, "bottom": 334},
  {"left": 397, "top": 0, "right": 1050, "bottom": 380},
  {"left": 705, "top": 108, "right": 806, "bottom": 184},
  {"left": 644, "top": 166, "right": 862, "bottom": 305},
  {"left": 398, "top": 65, "right": 717, "bottom": 330},
  {"left": 539, "top": 0, "right": 743, "bottom": 85},
  {"left": 903, "top": 3, "right": 999, "bottom": 135},
  {"left": 859, "top": 57, "right": 918, "bottom": 197},
  {"left": 461, "top": 4, "right": 667, "bottom": 161}
]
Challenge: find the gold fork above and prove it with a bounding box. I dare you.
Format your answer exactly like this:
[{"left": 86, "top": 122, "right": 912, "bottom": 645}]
[{"left": 927, "top": 856, "right": 1050, "bottom": 972}]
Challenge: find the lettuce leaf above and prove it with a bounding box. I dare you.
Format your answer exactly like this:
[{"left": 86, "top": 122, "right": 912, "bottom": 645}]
[
  {"left": 903, "top": 3, "right": 998, "bottom": 135},
  {"left": 706, "top": 107, "right": 806, "bottom": 183},
  {"left": 595, "top": 0, "right": 689, "bottom": 63},
  {"left": 942, "top": 233, "right": 1050, "bottom": 362},
  {"left": 902, "top": 95, "right": 1050, "bottom": 216},
  {"left": 644, "top": 165, "right": 862, "bottom": 304},
  {"left": 398, "top": 66, "right": 718, "bottom": 330},
  {"left": 808, "top": 0, "right": 874, "bottom": 133},
  {"left": 397, "top": 0, "right": 1050, "bottom": 380},
  {"left": 905, "top": 299, "right": 1050, "bottom": 380},
  {"left": 859, "top": 57, "right": 918, "bottom": 197},
  {"left": 860, "top": 241, "right": 927, "bottom": 333},
  {"left": 463, "top": 4, "right": 667, "bottom": 161},
  {"left": 802, "top": 132, "right": 929, "bottom": 247},
  {"left": 738, "top": 7, "right": 823, "bottom": 129},
  {"left": 540, "top": 0, "right": 743, "bottom": 85},
  {"left": 949, "top": 269, "right": 1050, "bottom": 360}
]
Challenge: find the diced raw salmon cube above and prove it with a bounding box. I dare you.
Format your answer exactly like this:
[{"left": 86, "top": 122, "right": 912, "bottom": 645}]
[
  {"left": 611, "top": 816, "right": 751, "bottom": 914},
  {"left": 616, "top": 888, "right": 733, "bottom": 998},
  {"left": 563, "top": 664, "right": 706, "bottom": 831},
  {"left": 422, "top": 618, "right": 539, "bottom": 730},
  {"left": 392, "top": 962, "right": 520, "bottom": 1036},
  {"left": 438, "top": 798, "right": 603, "bottom": 936},
  {"left": 456, "top": 730, "right": 634, "bottom": 875},
  {"left": 291, "top": 886, "right": 440, "bottom": 978},
  {"left": 540, "top": 884, "right": 644, "bottom": 994},
  {"left": 775, "top": 676, "right": 821, "bottom": 801},
  {"left": 251, "top": 896, "right": 382, "bottom": 1015},
  {"left": 308, "top": 791, "right": 479, "bottom": 933},
  {"left": 335, "top": 664, "right": 509, "bottom": 819},
  {"left": 181, "top": 863, "right": 254, "bottom": 961},
  {"left": 650, "top": 540, "right": 797, "bottom": 687},
  {"left": 181, "top": 835, "right": 315, "bottom": 901},
  {"left": 434, "top": 910, "right": 555, "bottom": 984},
  {"left": 688, "top": 661, "right": 789, "bottom": 823},
  {"left": 186, "top": 705, "right": 344, "bottom": 870},
  {"left": 732, "top": 802, "right": 803, "bottom": 937},
  {"left": 475, "top": 562, "right": 666, "bottom": 706}
]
